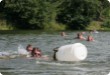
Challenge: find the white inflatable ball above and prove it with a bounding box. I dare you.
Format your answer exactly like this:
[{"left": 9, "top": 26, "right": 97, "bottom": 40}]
[{"left": 55, "top": 43, "right": 87, "bottom": 61}]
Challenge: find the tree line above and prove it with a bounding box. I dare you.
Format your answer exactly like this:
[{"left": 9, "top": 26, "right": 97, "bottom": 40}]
[{"left": 0, "top": 0, "right": 110, "bottom": 30}]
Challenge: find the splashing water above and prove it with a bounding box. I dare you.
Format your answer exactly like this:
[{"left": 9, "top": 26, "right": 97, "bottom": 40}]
[{"left": 18, "top": 44, "right": 29, "bottom": 55}]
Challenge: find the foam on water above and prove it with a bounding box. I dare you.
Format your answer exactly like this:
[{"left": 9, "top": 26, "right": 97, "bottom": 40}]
[
  {"left": 0, "top": 44, "right": 29, "bottom": 59},
  {"left": 36, "top": 61, "right": 63, "bottom": 66},
  {"left": 18, "top": 44, "right": 29, "bottom": 55},
  {"left": 0, "top": 52, "right": 10, "bottom": 56},
  {"left": 36, "top": 60, "right": 88, "bottom": 67}
]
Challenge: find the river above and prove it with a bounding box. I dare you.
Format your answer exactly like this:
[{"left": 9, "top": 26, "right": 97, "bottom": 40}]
[{"left": 0, "top": 31, "right": 110, "bottom": 75}]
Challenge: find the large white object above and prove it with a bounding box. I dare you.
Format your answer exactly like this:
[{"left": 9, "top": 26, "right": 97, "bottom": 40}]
[
  {"left": 18, "top": 45, "right": 29, "bottom": 55},
  {"left": 56, "top": 43, "right": 87, "bottom": 61},
  {"left": 0, "top": 0, "right": 2, "bottom": 2},
  {"left": 0, "top": 73, "right": 2, "bottom": 75},
  {"left": 108, "top": 72, "right": 110, "bottom": 75},
  {"left": 108, "top": 0, "right": 110, "bottom": 3}
]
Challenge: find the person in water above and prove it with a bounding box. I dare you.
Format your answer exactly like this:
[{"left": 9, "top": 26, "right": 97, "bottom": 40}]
[
  {"left": 60, "top": 32, "right": 67, "bottom": 37},
  {"left": 31, "top": 47, "right": 42, "bottom": 57},
  {"left": 26, "top": 44, "right": 33, "bottom": 52},
  {"left": 90, "top": 30, "right": 99, "bottom": 34},
  {"left": 87, "top": 35, "right": 94, "bottom": 41},
  {"left": 77, "top": 32, "right": 86, "bottom": 40}
]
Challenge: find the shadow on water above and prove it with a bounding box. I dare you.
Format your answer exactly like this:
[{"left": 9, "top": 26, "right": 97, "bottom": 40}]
[
  {"left": 1, "top": 72, "right": 18, "bottom": 75},
  {"left": 0, "top": 67, "right": 18, "bottom": 75},
  {"left": 0, "top": 68, "right": 14, "bottom": 70}
]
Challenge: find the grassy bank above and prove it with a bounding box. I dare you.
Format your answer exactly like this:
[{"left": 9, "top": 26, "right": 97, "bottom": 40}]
[
  {"left": 85, "top": 21, "right": 110, "bottom": 31},
  {"left": 0, "top": 16, "right": 110, "bottom": 31},
  {"left": 0, "top": 19, "right": 15, "bottom": 30},
  {"left": 0, "top": 13, "right": 15, "bottom": 30},
  {"left": 0, "top": 21, "right": 110, "bottom": 31}
]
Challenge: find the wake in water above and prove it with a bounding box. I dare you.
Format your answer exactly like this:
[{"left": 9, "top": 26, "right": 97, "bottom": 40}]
[
  {"left": 0, "top": 52, "right": 10, "bottom": 56},
  {"left": 0, "top": 52, "right": 19, "bottom": 59},
  {"left": 0, "top": 44, "right": 50, "bottom": 60},
  {"left": 0, "top": 45, "right": 27, "bottom": 59}
]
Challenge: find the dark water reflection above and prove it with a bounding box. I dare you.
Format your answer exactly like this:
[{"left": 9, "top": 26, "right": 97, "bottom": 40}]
[{"left": 0, "top": 31, "right": 110, "bottom": 75}]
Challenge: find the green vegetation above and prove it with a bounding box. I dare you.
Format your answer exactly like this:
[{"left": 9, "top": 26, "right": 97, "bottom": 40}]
[
  {"left": 86, "top": 21, "right": 102, "bottom": 30},
  {"left": 0, "top": 13, "right": 15, "bottom": 30},
  {"left": 0, "top": 0, "right": 110, "bottom": 30}
]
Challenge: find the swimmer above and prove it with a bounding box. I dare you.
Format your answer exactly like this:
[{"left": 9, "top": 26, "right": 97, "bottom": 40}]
[
  {"left": 81, "top": 32, "right": 86, "bottom": 34},
  {"left": 90, "top": 30, "right": 99, "bottom": 34},
  {"left": 77, "top": 33, "right": 86, "bottom": 40},
  {"left": 93, "top": 30, "right": 99, "bottom": 33},
  {"left": 31, "top": 47, "right": 42, "bottom": 57},
  {"left": 87, "top": 35, "right": 94, "bottom": 41},
  {"left": 26, "top": 44, "right": 33, "bottom": 52},
  {"left": 60, "top": 32, "right": 67, "bottom": 37}
]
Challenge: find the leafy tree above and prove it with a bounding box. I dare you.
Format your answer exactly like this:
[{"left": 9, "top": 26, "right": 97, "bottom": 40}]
[
  {"left": 57, "top": 0, "right": 101, "bottom": 30},
  {"left": 0, "top": 0, "right": 110, "bottom": 30},
  {"left": 3, "top": 0, "right": 64, "bottom": 30}
]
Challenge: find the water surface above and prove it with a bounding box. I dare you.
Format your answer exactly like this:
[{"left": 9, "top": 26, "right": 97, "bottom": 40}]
[{"left": 0, "top": 31, "right": 110, "bottom": 75}]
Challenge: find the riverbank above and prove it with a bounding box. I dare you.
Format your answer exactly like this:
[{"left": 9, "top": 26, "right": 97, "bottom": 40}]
[
  {"left": 0, "top": 25, "right": 110, "bottom": 31},
  {"left": 0, "top": 16, "right": 110, "bottom": 31}
]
